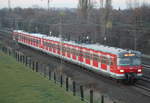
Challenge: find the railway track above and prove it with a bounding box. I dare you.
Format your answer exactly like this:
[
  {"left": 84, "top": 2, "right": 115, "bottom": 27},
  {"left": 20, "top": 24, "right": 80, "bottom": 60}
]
[
  {"left": 134, "top": 83, "right": 150, "bottom": 97},
  {"left": 142, "top": 64, "right": 150, "bottom": 70},
  {"left": 141, "top": 76, "right": 150, "bottom": 82},
  {"left": 134, "top": 64, "right": 150, "bottom": 97},
  {"left": 135, "top": 83, "right": 150, "bottom": 92},
  {"left": 142, "top": 64, "right": 150, "bottom": 82}
]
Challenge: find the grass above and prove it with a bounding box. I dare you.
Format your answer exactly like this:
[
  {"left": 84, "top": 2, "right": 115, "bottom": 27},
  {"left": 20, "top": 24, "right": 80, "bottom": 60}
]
[{"left": 0, "top": 52, "right": 84, "bottom": 103}]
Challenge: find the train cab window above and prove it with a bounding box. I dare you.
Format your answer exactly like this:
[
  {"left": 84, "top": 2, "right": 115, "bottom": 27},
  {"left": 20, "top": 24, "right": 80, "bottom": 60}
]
[
  {"left": 118, "top": 57, "right": 141, "bottom": 66},
  {"left": 132, "top": 58, "right": 141, "bottom": 65},
  {"left": 118, "top": 58, "right": 130, "bottom": 66}
]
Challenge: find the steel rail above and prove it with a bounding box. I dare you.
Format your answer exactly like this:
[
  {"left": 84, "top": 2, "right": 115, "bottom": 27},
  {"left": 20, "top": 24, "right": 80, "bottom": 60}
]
[
  {"left": 140, "top": 76, "right": 150, "bottom": 83},
  {"left": 135, "top": 84, "right": 150, "bottom": 92},
  {"left": 134, "top": 83, "right": 150, "bottom": 97},
  {"left": 142, "top": 64, "right": 150, "bottom": 68}
]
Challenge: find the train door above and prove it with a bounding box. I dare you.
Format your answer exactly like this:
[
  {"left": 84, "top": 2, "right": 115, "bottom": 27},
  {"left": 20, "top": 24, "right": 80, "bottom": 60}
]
[{"left": 110, "top": 56, "right": 117, "bottom": 73}]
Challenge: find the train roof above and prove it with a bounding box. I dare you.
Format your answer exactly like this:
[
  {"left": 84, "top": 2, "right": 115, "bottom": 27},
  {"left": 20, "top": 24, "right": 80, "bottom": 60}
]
[{"left": 14, "top": 30, "right": 141, "bottom": 56}]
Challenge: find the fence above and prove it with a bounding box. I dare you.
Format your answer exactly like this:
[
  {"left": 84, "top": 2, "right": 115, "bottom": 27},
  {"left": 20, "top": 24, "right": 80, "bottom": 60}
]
[{"left": 0, "top": 44, "right": 118, "bottom": 103}]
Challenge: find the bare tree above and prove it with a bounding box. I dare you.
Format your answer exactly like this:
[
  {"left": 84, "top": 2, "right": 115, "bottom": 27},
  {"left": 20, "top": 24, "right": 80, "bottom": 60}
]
[
  {"left": 126, "top": 0, "right": 143, "bottom": 50},
  {"left": 8, "top": 0, "right": 11, "bottom": 11},
  {"left": 99, "top": 0, "right": 104, "bottom": 8},
  {"left": 78, "top": 0, "right": 93, "bottom": 23},
  {"left": 99, "top": 0, "right": 112, "bottom": 44}
]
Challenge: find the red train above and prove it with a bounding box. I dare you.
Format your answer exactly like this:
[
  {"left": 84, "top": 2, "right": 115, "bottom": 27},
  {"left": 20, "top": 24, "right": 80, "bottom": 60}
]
[{"left": 13, "top": 30, "right": 143, "bottom": 83}]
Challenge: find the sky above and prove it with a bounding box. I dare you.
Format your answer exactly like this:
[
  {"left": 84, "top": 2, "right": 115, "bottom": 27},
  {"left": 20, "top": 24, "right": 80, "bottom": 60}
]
[{"left": 0, "top": 0, "right": 149, "bottom": 9}]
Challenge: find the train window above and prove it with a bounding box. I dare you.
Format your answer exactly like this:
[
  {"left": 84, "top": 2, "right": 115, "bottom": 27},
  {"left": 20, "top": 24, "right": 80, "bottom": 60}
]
[
  {"left": 57, "top": 45, "right": 61, "bottom": 50},
  {"left": 18, "top": 35, "right": 21, "bottom": 39},
  {"left": 93, "top": 54, "right": 100, "bottom": 61},
  {"left": 132, "top": 58, "right": 141, "bottom": 65},
  {"left": 32, "top": 39, "right": 34, "bottom": 42},
  {"left": 55, "top": 45, "right": 59, "bottom": 49},
  {"left": 38, "top": 40, "right": 40, "bottom": 44},
  {"left": 46, "top": 42, "right": 49, "bottom": 46},
  {"left": 71, "top": 49, "right": 76, "bottom": 55},
  {"left": 71, "top": 49, "right": 73, "bottom": 53},
  {"left": 33, "top": 39, "right": 35, "bottom": 43},
  {"left": 53, "top": 44, "right": 57, "bottom": 49},
  {"left": 118, "top": 58, "right": 130, "bottom": 66},
  {"left": 118, "top": 57, "right": 141, "bottom": 66},
  {"left": 75, "top": 49, "right": 79, "bottom": 56},
  {"left": 43, "top": 41, "right": 47, "bottom": 46},
  {"left": 49, "top": 43, "right": 52, "bottom": 47},
  {"left": 101, "top": 56, "right": 108, "bottom": 64},
  {"left": 78, "top": 50, "right": 83, "bottom": 56},
  {"left": 27, "top": 38, "right": 29, "bottom": 42},
  {"left": 29, "top": 38, "right": 31, "bottom": 42},
  {"left": 76, "top": 50, "right": 79, "bottom": 56},
  {"left": 54, "top": 44, "right": 57, "bottom": 49},
  {"left": 110, "top": 59, "right": 114, "bottom": 65},
  {"left": 79, "top": 53, "right": 83, "bottom": 56},
  {"left": 107, "top": 58, "right": 112, "bottom": 65},
  {"left": 83, "top": 52, "right": 91, "bottom": 59},
  {"left": 51, "top": 44, "right": 54, "bottom": 48},
  {"left": 62, "top": 46, "right": 66, "bottom": 52},
  {"left": 36, "top": 40, "right": 39, "bottom": 44},
  {"left": 66, "top": 47, "right": 70, "bottom": 53},
  {"left": 53, "top": 44, "right": 55, "bottom": 48}
]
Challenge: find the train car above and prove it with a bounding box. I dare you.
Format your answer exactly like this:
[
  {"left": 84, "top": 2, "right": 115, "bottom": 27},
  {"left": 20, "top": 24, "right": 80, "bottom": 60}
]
[{"left": 13, "top": 30, "right": 143, "bottom": 83}]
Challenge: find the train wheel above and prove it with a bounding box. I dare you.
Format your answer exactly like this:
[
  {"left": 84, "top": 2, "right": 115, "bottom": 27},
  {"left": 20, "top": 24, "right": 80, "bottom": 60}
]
[{"left": 124, "top": 73, "right": 137, "bottom": 85}]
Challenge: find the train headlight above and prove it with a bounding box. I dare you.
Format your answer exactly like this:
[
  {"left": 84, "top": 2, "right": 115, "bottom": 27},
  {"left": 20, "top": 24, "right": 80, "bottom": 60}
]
[
  {"left": 138, "top": 69, "right": 142, "bottom": 72},
  {"left": 120, "top": 70, "right": 124, "bottom": 73}
]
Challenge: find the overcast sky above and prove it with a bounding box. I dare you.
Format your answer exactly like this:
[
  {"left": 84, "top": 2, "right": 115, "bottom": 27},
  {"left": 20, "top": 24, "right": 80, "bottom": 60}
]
[{"left": 0, "top": 0, "right": 149, "bottom": 9}]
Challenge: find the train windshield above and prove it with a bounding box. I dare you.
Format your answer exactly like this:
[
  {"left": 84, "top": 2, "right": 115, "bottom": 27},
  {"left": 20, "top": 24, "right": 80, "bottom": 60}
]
[{"left": 118, "top": 57, "right": 141, "bottom": 66}]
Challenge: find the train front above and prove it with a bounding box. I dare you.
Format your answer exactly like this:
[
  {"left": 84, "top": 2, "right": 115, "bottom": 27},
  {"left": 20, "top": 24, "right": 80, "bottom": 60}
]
[{"left": 117, "top": 51, "right": 143, "bottom": 83}]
